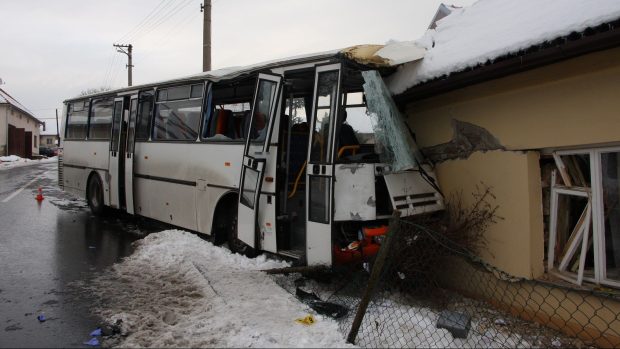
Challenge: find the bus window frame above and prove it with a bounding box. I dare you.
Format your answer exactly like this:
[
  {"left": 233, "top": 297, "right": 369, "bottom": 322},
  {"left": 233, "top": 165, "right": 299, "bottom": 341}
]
[
  {"left": 88, "top": 96, "right": 115, "bottom": 141},
  {"left": 64, "top": 98, "right": 91, "bottom": 141},
  {"left": 135, "top": 88, "right": 156, "bottom": 142},
  {"left": 151, "top": 82, "right": 205, "bottom": 143},
  {"left": 200, "top": 80, "right": 255, "bottom": 144}
]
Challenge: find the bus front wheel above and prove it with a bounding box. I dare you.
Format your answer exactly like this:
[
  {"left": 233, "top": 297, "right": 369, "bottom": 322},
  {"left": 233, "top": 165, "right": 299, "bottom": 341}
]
[
  {"left": 87, "top": 175, "right": 104, "bottom": 215},
  {"left": 227, "top": 213, "right": 257, "bottom": 258}
]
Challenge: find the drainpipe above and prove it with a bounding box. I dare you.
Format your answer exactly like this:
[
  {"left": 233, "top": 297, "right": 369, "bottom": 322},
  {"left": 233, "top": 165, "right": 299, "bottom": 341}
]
[{"left": 4, "top": 106, "right": 8, "bottom": 156}]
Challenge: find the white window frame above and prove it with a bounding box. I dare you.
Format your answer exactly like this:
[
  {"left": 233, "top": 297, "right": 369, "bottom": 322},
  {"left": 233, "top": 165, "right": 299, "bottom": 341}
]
[{"left": 548, "top": 146, "right": 620, "bottom": 288}]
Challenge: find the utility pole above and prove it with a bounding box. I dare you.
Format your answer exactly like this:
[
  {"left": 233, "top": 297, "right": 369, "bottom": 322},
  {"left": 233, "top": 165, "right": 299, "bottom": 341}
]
[
  {"left": 200, "top": 1, "right": 211, "bottom": 72},
  {"left": 113, "top": 43, "right": 134, "bottom": 86}
]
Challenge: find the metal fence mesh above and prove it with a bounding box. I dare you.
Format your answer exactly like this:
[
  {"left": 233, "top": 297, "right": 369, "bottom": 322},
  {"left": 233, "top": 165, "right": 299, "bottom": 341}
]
[{"left": 272, "top": 216, "right": 620, "bottom": 348}]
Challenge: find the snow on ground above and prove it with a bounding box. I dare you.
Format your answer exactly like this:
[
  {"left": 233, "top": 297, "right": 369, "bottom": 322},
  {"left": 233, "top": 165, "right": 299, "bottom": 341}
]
[
  {"left": 274, "top": 274, "right": 531, "bottom": 348},
  {"left": 387, "top": 0, "right": 620, "bottom": 94},
  {"left": 85, "top": 230, "right": 353, "bottom": 348},
  {"left": 0, "top": 155, "right": 57, "bottom": 170}
]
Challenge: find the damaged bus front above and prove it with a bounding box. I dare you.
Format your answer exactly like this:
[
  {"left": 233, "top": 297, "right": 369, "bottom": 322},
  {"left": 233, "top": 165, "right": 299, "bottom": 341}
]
[{"left": 233, "top": 54, "right": 444, "bottom": 266}]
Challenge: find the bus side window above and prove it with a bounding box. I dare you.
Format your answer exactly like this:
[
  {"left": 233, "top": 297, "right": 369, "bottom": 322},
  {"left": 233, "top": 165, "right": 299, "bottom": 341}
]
[
  {"left": 202, "top": 80, "right": 254, "bottom": 142},
  {"left": 135, "top": 90, "right": 154, "bottom": 141},
  {"left": 88, "top": 97, "right": 114, "bottom": 140},
  {"left": 65, "top": 100, "right": 88, "bottom": 140}
]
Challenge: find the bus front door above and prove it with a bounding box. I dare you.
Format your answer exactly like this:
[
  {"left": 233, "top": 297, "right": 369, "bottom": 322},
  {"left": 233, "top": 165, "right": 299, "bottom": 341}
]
[
  {"left": 305, "top": 63, "right": 342, "bottom": 266},
  {"left": 123, "top": 95, "right": 138, "bottom": 214},
  {"left": 237, "top": 73, "right": 283, "bottom": 249},
  {"left": 108, "top": 97, "right": 124, "bottom": 209}
]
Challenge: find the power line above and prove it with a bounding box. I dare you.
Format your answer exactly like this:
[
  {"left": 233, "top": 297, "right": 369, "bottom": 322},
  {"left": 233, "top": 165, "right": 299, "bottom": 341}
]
[
  {"left": 123, "top": 0, "right": 178, "bottom": 43},
  {"left": 151, "top": 3, "right": 199, "bottom": 48},
  {"left": 131, "top": 0, "right": 195, "bottom": 43},
  {"left": 116, "top": 0, "right": 169, "bottom": 43}
]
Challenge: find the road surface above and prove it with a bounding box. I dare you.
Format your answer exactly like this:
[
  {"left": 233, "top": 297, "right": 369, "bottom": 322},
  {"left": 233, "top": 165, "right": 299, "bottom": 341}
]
[{"left": 0, "top": 161, "right": 163, "bottom": 347}]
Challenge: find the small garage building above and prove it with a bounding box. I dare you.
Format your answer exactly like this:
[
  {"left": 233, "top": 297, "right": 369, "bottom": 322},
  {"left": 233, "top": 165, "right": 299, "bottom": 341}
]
[{"left": 0, "top": 88, "right": 44, "bottom": 158}]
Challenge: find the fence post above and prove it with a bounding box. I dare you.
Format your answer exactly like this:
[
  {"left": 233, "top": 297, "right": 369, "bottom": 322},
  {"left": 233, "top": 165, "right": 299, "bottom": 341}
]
[{"left": 347, "top": 210, "right": 401, "bottom": 344}]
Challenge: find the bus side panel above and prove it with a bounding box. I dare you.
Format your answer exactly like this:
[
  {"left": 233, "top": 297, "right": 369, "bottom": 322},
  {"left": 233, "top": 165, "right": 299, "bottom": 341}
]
[
  {"left": 133, "top": 142, "right": 244, "bottom": 233},
  {"left": 195, "top": 143, "right": 244, "bottom": 235},
  {"left": 62, "top": 140, "right": 110, "bottom": 203}
]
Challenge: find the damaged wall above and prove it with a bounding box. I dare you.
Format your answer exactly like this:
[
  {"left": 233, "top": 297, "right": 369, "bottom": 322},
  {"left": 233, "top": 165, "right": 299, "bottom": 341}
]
[
  {"left": 400, "top": 46, "right": 620, "bottom": 280},
  {"left": 405, "top": 46, "right": 620, "bottom": 151},
  {"left": 435, "top": 150, "right": 545, "bottom": 279}
]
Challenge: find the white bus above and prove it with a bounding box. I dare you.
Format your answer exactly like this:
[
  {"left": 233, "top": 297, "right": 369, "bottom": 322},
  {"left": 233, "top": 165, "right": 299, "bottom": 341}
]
[{"left": 60, "top": 46, "right": 443, "bottom": 266}]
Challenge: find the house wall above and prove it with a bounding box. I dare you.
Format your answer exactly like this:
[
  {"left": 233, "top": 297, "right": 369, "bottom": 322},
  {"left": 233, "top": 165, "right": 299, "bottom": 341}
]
[
  {"left": 40, "top": 135, "right": 59, "bottom": 147},
  {"left": 403, "top": 47, "right": 620, "bottom": 279},
  {"left": 406, "top": 46, "right": 620, "bottom": 151},
  {"left": 3, "top": 105, "right": 41, "bottom": 156},
  {"left": 434, "top": 150, "right": 544, "bottom": 278}
]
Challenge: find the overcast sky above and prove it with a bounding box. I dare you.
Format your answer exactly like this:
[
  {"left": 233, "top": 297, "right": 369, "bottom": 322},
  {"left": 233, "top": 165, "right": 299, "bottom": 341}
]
[{"left": 0, "top": 0, "right": 476, "bottom": 134}]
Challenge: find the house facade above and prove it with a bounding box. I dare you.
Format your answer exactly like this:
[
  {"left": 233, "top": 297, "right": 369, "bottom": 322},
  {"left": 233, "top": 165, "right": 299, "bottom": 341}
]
[
  {"left": 40, "top": 134, "right": 59, "bottom": 148},
  {"left": 0, "top": 88, "right": 44, "bottom": 158},
  {"left": 388, "top": 1, "right": 620, "bottom": 345}
]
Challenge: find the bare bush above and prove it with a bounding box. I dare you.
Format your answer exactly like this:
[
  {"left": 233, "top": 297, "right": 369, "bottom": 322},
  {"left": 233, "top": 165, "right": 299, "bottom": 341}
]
[{"left": 383, "top": 184, "right": 502, "bottom": 296}]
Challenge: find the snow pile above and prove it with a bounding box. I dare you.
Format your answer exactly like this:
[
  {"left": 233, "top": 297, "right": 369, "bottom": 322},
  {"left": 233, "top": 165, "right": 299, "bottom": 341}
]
[
  {"left": 0, "top": 155, "right": 26, "bottom": 162},
  {"left": 388, "top": 0, "right": 620, "bottom": 94},
  {"left": 49, "top": 198, "right": 88, "bottom": 211},
  {"left": 0, "top": 156, "right": 57, "bottom": 170},
  {"left": 87, "top": 230, "right": 352, "bottom": 348}
]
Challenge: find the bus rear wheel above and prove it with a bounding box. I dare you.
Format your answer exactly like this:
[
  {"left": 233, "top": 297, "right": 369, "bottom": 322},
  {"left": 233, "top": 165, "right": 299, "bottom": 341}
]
[
  {"left": 87, "top": 175, "right": 104, "bottom": 215},
  {"left": 227, "top": 214, "right": 257, "bottom": 257}
]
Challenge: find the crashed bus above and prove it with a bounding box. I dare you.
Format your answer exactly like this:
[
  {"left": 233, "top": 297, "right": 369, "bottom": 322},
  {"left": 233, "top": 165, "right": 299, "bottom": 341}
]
[{"left": 60, "top": 44, "right": 444, "bottom": 266}]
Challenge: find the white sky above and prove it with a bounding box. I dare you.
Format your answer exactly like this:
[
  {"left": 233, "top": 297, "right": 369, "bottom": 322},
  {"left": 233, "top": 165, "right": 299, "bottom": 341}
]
[{"left": 0, "top": 0, "right": 476, "bottom": 134}]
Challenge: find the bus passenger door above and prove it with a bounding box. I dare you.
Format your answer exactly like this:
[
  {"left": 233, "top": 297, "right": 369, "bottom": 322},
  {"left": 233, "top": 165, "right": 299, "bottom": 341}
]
[
  {"left": 108, "top": 97, "right": 124, "bottom": 209},
  {"left": 306, "top": 63, "right": 342, "bottom": 266},
  {"left": 124, "top": 95, "right": 138, "bottom": 214},
  {"left": 237, "top": 73, "right": 283, "bottom": 248}
]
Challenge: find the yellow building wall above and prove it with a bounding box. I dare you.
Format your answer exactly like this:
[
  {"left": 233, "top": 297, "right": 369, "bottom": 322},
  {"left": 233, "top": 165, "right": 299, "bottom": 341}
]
[
  {"left": 435, "top": 150, "right": 544, "bottom": 278},
  {"left": 406, "top": 47, "right": 620, "bottom": 151},
  {"left": 403, "top": 47, "right": 620, "bottom": 279}
]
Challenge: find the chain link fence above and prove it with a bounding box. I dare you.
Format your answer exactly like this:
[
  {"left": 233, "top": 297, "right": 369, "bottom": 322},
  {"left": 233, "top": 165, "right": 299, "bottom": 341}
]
[{"left": 272, "top": 215, "right": 620, "bottom": 348}]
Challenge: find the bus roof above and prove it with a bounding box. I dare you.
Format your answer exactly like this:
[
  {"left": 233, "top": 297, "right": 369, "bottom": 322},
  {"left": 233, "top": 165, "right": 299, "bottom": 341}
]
[{"left": 64, "top": 42, "right": 425, "bottom": 103}]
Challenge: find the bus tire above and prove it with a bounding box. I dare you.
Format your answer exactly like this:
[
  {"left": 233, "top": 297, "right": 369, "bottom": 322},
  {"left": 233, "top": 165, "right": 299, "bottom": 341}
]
[
  {"left": 87, "top": 174, "right": 105, "bottom": 216},
  {"left": 227, "top": 213, "right": 257, "bottom": 258}
]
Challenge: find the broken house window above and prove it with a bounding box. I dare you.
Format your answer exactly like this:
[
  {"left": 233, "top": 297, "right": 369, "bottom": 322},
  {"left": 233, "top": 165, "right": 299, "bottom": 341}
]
[{"left": 544, "top": 148, "right": 620, "bottom": 288}]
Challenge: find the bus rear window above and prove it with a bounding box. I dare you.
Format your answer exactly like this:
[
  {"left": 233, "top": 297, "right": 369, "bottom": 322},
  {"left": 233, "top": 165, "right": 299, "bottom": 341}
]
[
  {"left": 88, "top": 97, "right": 113, "bottom": 139},
  {"left": 153, "top": 84, "right": 203, "bottom": 141},
  {"left": 65, "top": 100, "right": 88, "bottom": 139}
]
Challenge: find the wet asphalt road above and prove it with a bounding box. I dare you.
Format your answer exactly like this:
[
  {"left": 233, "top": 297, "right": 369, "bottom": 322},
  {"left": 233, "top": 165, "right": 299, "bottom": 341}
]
[{"left": 0, "top": 162, "right": 164, "bottom": 347}]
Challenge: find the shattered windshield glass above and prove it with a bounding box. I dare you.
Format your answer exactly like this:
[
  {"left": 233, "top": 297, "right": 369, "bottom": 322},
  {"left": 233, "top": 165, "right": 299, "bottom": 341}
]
[{"left": 362, "top": 70, "right": 423, "bottom": 172}]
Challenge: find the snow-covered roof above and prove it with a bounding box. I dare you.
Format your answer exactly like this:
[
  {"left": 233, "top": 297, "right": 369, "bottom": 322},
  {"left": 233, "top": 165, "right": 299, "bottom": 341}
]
[
  {"left": 388, "top": 0, "right": 620, "bottom": 95},
  {"left": 0, "top": 88, "right": 43, "bottom": 125}
]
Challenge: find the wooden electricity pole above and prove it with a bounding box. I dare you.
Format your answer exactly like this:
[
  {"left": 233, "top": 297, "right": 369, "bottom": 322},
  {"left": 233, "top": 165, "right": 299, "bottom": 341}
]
[
  {"left": 113, "top": 43, "right": 134, "bottom": 86},
  {"left": 201, "top": 0, "right": 211, "bottom": 72}
]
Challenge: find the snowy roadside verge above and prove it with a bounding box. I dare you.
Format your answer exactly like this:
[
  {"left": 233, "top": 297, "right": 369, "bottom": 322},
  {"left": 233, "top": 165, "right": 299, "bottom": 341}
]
[
  {"left": 0, "top": 155, "right": 57, "bottom": 170},
  {"left": 84, "top": 230, "right": 353, "bottom": 348}
]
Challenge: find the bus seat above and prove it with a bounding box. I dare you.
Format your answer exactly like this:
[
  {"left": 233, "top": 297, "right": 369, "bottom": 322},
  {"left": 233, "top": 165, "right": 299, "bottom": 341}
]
[{"left": 213, "top": 109, "right": 232, "bottom": 136}]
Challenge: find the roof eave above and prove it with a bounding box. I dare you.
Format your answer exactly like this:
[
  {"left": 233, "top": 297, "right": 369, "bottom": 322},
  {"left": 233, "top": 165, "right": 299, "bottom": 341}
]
[
  {"left": 394, "top": 20, "right": 620, "bottom": 103},
  {"left": 1, "top": 102, "right": 44, "bottom": 126}
]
